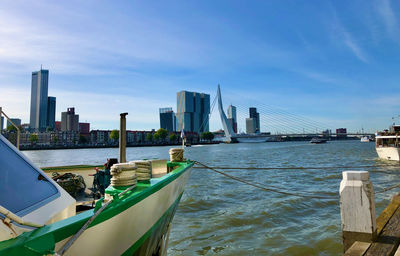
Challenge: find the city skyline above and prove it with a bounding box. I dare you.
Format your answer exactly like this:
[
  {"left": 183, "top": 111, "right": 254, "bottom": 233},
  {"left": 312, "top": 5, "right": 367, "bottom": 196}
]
[{"left": 1, "top": 1, "right": 400, "bottom": 132}]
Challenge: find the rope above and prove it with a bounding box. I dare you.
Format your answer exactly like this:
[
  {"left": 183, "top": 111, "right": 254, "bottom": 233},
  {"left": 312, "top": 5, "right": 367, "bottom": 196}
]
[
  {"left": 376, "top": 183, "right": 400, "bottom": 194},
  {"left": 195, "top": 161, "right": 400, "bottom": 198},
  {"left": 195, "top": 161, "right": 337, "bottom": 199},
  {"left": 56, "top": 184, "right": 136, "bottom": 256},
  {"left": 193, "top": 164, "right": 399, "bottom": 171}
]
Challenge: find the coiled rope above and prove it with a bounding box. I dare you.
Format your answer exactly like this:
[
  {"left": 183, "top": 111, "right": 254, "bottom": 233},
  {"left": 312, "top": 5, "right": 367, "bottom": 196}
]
[{"left": 194, "top": 161, "right": 400, "bottom": 198}]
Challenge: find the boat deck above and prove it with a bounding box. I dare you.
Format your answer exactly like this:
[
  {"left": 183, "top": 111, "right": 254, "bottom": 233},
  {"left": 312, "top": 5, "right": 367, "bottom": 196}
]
[{"left": 345, "top": 192, "right": 400, "bottom": 256}]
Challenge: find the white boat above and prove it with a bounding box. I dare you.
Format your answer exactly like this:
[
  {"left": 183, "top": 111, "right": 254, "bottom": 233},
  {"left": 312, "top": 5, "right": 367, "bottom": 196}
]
[
  {"left": 375, "top": 125, "right": 400, "bottom": 161},
  {"left": 361, "top": 136, "right": 372, "bottom": 142},
  {"left": 0, "top": 112, "right": 193, "bottom": 255}
]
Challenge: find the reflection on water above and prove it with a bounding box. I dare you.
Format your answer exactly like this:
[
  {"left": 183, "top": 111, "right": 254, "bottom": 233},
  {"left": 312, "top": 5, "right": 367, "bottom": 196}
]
[{"left": 23, "top": 141, "right": 400, "bottom": 255}]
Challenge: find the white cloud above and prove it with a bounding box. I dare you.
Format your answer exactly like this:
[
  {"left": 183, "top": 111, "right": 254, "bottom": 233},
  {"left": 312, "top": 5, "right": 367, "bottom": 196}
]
[{"left": 375, "top": 0, "right": 400, "bottom": 41}]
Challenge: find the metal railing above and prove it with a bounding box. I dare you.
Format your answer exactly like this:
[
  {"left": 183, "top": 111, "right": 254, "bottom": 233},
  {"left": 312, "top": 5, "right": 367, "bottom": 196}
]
[{"left": 0, "top": 107, "right": 20, "bottom": 149}]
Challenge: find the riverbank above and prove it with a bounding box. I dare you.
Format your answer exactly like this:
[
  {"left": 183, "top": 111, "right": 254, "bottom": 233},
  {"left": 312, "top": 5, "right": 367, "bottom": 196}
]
[{"left": 19, "top": 141, "right": 220, "bottom": 151}]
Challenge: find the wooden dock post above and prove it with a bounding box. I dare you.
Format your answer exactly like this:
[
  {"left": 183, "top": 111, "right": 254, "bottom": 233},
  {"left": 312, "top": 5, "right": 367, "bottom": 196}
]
[{"left": 340, "top": 171, "right": 376, "bottom": 252}]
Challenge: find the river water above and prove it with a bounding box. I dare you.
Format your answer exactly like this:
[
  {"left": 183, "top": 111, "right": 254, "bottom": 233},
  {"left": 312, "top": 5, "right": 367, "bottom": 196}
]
[{"left": 23, "top": 141, "right": 400, "bottom": 255}]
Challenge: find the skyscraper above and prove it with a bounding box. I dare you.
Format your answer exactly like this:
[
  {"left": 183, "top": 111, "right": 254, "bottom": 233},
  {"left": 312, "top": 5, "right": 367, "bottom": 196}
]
[
  {"left": 159, "top": 107, "right": 175, "bottom": 132},
  {"left": 47, "top": 96, "right": 56, "bottom": 130},
  {"left": 30, "top": 69, "right": 49, "bottom": 131},
  {"left": 246, "top": 118, "right": 256, "bottom": 134},
  {"left": 249, "top": 107, "right": 260, "bottom": 133},
  {"left": 176, "top": 91, "right": 210, "bottom": 133},
  {"left": 227, "top": 105, "right": 237, "bottom": 133},
  {"left": 61, "top": 107, "right": 79, "bottom": 132}
]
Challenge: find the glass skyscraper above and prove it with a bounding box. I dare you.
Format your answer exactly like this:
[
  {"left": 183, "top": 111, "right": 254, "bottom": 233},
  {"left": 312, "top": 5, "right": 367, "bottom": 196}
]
[
  {"left": 30, "top": 69, "right": 49, "bottom": 131},
  {"left": 176, "top": 91, "right": 210, "bottom": 133},
  {"left": 159, "top": 107, "right": 175, "bottom": 132},
  {"left": 29, "top": 69, "right": 57, "bottom": 131},
  {"left": 249, "top": 107, "right": 260, "bottom": 133},
  {"left": 47, "top": 97, "right": 56, "bottom": 130}
]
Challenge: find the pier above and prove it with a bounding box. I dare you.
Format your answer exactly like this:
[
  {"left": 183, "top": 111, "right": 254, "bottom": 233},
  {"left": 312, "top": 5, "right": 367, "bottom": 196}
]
[{"left": 341, "top": 171, "right": 400, "bottom": 256}]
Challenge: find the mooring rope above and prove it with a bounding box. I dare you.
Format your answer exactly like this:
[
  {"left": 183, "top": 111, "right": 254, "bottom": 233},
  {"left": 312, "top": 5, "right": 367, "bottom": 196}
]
[
  {"left": 193, "top": 164, "right": 399, "bottom": 171},
  {"left": 376, "top": 183, "right": 400, "bottom": 194},
  {"left": 194, "top": 161, "right": 400, "bottom": 198},
  {"left": 195, "top": 161, "right": 337, "bottom": 199}
]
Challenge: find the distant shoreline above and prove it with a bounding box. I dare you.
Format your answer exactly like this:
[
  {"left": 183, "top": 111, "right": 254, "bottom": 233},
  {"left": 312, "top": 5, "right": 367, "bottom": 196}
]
[{"left": 20, "top": 141, "right": 220, "bottom": 151}]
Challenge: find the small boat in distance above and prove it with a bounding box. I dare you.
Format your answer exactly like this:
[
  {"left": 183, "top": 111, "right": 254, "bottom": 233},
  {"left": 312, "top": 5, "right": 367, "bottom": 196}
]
[
  {"left": 361, "top": 136, "right": 372, "bottom": 142},
  {"left": 310, "top": 137, "right": 327, "bottom": 144},
  {"left": 376, "top": 124, "right": 400, "bottom": 161}
]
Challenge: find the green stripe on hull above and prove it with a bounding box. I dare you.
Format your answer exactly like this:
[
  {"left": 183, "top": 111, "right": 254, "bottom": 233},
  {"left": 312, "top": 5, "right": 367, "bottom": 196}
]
[
  {"left": 0, "top": 161, "right": 194, "bottom": 255},
  {"left": 123, "top": 193, "right": 183, "bottom": 256}
]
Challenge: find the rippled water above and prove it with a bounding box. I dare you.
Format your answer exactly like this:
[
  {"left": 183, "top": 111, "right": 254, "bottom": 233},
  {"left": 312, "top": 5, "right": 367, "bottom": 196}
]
[{"left": 23, "top": 141, "right": 400, "bottom": 255}]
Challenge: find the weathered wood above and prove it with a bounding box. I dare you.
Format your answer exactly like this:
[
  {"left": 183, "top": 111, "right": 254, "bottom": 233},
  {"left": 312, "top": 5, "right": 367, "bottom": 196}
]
[
  {"left": 340, "top": 171, "right": 376, "bottom": 252},
  {"left": 344, "top": 241, "right": 371, "bottom": 256},
  {"left": 376, "top": 193, "right": 400, "bottom": 236},
  {"left": 364, "top": 205, "right": 400, "bottom": 256}
]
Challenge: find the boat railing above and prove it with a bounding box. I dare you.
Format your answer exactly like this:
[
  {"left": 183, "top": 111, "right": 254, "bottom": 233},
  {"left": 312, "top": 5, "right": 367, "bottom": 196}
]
[{"left": 0, "top": 107, "right": 20, "bottom": 149}]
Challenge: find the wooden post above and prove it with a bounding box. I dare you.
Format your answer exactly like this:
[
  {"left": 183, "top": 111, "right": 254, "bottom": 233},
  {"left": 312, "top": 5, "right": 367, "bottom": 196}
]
[
  {"left": 340, "top": 171, "right": 376, "bottom": 252},
  {"left": 119, "top": 113, "right": 128, "bottom": 163}
]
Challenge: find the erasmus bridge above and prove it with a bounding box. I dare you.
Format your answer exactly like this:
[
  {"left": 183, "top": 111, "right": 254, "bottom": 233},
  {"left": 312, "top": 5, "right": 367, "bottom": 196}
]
[{"left": 213, "top": 85, "right": 372, "bottom": 143}]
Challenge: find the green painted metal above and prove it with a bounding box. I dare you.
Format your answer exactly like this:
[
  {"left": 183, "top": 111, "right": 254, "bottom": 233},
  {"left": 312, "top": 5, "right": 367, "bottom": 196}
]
[{"left": 0, "top": 161, "right": 194, "bottom": 255}]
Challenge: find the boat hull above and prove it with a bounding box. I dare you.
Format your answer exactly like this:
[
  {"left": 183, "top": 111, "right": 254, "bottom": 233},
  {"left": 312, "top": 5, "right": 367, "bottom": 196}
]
[
  {"left": 376, "top": 147, "right": 400, "bottom": 161},
  {"left": 0, "top": 162, "right": 193, "bottom": 256}
]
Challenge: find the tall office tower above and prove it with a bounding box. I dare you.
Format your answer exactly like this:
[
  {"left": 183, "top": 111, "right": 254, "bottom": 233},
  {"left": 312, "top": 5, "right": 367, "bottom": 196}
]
[
  {"left": 6, "top": 118, "right": 21, "bottom": 129},
  {"left": 159, "top": 107, "right": 175, "bottom": 132},
  {"left": 249, "top": 107, "right": 260, "bottom": 133},
  {"left": 227, "top": 105, "right": 237, "bottom": 133},
  {"left": 176, "top": 91, "right": 210, "bottom": 133},
  {"left": 47, "top": 96, "right": 56, "bottom": 130},
  {"left": 246, "top": 118, "right": 256, "bottom": 134},
  {"left": 30, "top": 69, "right": 49, "bottom": 131},
  {"left": 61, "top": 107, "right": 79, "bottom": 131}
]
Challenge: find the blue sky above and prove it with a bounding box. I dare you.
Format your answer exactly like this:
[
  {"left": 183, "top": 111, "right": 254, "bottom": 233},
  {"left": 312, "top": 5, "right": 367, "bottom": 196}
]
[{"left": 0, "top": 0, "right": 399, "bottom": 133}]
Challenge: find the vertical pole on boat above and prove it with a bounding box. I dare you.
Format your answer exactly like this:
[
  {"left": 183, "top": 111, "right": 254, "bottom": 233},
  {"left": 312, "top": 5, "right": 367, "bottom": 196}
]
[
  {"left": 340, "top": 171, "right": 376, "bottom": 252},
  {"left": 119, "top": 112, "right": 128, "bottom": 163}
]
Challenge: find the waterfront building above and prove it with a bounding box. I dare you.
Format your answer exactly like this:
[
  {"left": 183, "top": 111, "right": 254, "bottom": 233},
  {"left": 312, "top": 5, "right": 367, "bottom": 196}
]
[
  {"left": 47, "top": 96, "right": 56, "bottom": 130},
  {"left": 19, "top": 131, "right": 79, "bottom": 147},
  {"left": 30, "top": 69, "right": 49, "bottom": 131},
  {"left": 336, "top": 128, "right": 347, "bottom": 138},
  {"left": 6, "top": 118, "right": 21, "bottom": 129},
  {"left": 79, "top": 122, "right": 90, "bottom": 134},
  {"left": 90, "top": 130, "right": 111, "bottom": 145},
  {"left": 246, "top": 117, "right": 257, "bottom": 134},
  {"left": 61, "top": 108, "right": 79, "bottom": 132},
  {"left": 55, "top": 121, "right": 61, "bottom": 131},
  {"left": 227, "top": 105, "right": 237, "bottom": 133},
  {"left": 0, "top": 116, "right": 3, "bottom": 131},
  {"left": 249, "top": 107, "right": 260, "bottom": 133},
  {"left": 176, "top": 91, "right": 210, "bottom": 133},
  {"left": 159, "top": 107, "right": 176, "bottom": 132}
]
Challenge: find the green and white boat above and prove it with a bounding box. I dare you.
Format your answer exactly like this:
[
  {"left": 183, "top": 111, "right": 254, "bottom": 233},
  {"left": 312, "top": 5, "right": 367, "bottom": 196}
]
[{"left": 0, "top": 133, "right": 193, "bottom": 255}]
